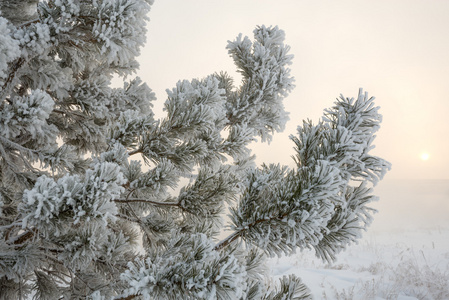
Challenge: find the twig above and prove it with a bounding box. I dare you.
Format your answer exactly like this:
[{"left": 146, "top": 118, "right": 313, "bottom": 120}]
[
  {"left": 114, "top": 198, "right": 179, "bottom": 207},
  {"left": 0, "top": 57, "right": 26, "bottom": 101},
  {"left": 214, "top": 212, "right": 290, "bottom": 251}
]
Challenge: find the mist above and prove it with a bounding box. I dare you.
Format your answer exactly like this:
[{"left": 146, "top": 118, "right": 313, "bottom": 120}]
[{"left": 370, "top": 179, "right": 449, "bottom": 232}]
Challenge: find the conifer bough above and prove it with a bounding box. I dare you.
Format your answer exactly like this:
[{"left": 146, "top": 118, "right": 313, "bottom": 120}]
[{"left": 0, "top": 0, "right": 390, "bottom": 299}]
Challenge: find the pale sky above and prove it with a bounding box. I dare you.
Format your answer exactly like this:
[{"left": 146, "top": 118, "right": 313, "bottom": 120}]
[{"left": 134, "top": 0, "right": 449, "bottom": 180}]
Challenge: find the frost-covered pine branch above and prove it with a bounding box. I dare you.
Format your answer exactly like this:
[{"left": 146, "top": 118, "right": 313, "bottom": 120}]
[{"left": 0, "top": 0, "right": 390, "bottom": 299}]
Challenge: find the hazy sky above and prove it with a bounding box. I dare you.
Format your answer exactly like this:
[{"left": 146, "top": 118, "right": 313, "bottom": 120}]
[{"left": 134, "top": 0, "right": 449, "bottom": 180}]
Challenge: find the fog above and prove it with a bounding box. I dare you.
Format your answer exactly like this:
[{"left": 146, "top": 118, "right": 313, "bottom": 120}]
[{"left": 370, "top": 179, "right": 449, "bottom": 232}]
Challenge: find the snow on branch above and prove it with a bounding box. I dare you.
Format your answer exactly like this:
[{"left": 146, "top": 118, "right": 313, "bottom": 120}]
[{"left": 0, "top": 1, "right": 390, "bottom": 298}]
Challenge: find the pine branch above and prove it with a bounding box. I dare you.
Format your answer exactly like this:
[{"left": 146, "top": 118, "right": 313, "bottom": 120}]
[
  {"left": 127, "top": 124, "right": 185, "bottom": 157},
  {"left": 214, "top": 231, "right": 241, "bottom": 251},
  {"left": 0, "top": 136, "right": 41, "bottom": 156},
  {"left": 127, "top": 149, "right": 142, "bottom": 156},
  {"left": 17, "top": 18, "right": 40, "bottom": 28},
  {"left": 0, "top": 57, "right": 26, "bottom": 101},
  {"left": 115, "top": 294, "right": 139, "bottom": 300},
  {"left": 115, "top": 198, "right": 198, "bottom": 217},
  {"left": 12, "top": 228, "right": 37, "bottom": 245},
  {"left": 215, "top": 212, "right": 289, "bottom": 251},
  {"left": 114, "top": 198, "right": 179, "bottom": 207}
]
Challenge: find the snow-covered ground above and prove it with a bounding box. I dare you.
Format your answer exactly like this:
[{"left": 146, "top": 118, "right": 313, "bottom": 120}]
[
  {"left": 269, "top": 227, "right": 449, "bottom": 299},
  {"left": 269, "top": 179, "right": 449, "bottom": 299}
]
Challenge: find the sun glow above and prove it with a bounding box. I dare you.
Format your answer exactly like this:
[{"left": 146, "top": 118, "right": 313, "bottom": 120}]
[{"left": 420, "top": 153, "right": 430, "bottom": 161}]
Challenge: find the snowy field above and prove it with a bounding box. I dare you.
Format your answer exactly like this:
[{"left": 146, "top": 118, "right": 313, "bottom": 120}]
[{"left": 269, "top": 179, "right": 449, "bottom": 299}]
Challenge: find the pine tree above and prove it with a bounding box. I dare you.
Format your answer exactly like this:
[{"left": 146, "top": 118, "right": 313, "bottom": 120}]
[{"left": 0, "top": 1, "right": 390, "bottom": 299}]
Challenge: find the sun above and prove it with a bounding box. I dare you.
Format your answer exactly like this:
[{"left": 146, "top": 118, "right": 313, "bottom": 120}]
[{"left": 420, "top": 153, "right": 430, "bottom": 161}]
